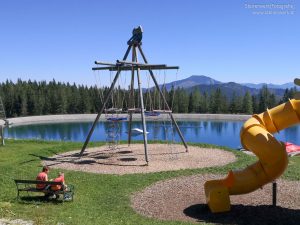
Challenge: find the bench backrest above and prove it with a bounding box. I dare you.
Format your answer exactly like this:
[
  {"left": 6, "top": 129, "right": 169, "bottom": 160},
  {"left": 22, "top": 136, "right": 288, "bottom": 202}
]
[{"left": 14, "top": 179, "right": 63, "bottom": 185}]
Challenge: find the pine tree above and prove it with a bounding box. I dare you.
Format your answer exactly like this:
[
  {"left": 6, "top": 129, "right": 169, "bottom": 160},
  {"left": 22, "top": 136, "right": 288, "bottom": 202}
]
[
  {"left": 258, "top": 85, "right": 280, "bottom": 112},
  {"left": 177, "top": 88, "right": 189, "bottom": 113},
  {"left": 281, "top": 88, "right": 289, "bottom": 103},
  {"left": 171, "top": 87, "right": 179, "bottom": 113},
  {"left": 210, "top": 88, "right": 223, "bottom": 113},
  {"left": 188, "top": 89, "right": 202, "bottom": 113},
  {"left": 268, "top": 93, "right": 276, "bottom": 109},
  {"left": 1, "top": 80, "right": 14, "bottom": 117},
  {"left": 56, "top": 87, "right": 67, "bottom": 114},
  {"left": 229, "top": 92, "right": 238, "bottom": 113},
  {"left": 89, "top": 85, "right": 102, "bottom": 113},
  {"left": 202, "top": 92, "right": 209, "bottom": 113},
  {"left": 235, "top": 95, "right": 243, "bottom": 113},
  {"left": 252, "top": 95, "right": 259, "bottom": 113},
  {"left": 188, "top": 93, "right": 193, "bottom": 112},
  {"left": 220, "top": 94, "right": 228, "bottom": 113},
  {"left": 280, "top": 87, "right": 297, "bottom": 103},
  {"left": 258, "top": 85, "right": 270, "bottom": 112},
  {"left": 78, "top": 86, "right": 91, "bottom": 113},
  {"left": 243, "top": 91, "right": 253, "bottom": 114},
  {"left": 26, "top": 84, "right": 36, "bottom": 115},
  {"left": 34, "top": 81, "right": 44, "bottom": 115}
]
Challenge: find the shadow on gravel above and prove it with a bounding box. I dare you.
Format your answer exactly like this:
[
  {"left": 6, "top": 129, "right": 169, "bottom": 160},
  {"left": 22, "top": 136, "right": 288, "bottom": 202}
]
[{"left": 184, "top": 204, "right": 300, "bottom": 225}]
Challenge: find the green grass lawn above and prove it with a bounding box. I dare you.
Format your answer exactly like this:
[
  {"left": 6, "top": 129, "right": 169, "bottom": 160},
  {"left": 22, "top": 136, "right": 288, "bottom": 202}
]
[{"left": 0, "top": 140, "right": 299, "bottom": 225}]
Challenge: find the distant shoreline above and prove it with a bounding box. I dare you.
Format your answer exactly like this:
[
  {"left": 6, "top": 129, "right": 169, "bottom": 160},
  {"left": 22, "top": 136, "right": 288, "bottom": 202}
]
[{"left": 4, "top": 114, "right": 251, "bottom": 127}]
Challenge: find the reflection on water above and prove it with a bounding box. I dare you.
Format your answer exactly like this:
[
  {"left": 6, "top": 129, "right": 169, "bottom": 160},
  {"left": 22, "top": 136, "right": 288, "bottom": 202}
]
[{"left": 4, "top": 120, "right": 300, "bottom": 148}]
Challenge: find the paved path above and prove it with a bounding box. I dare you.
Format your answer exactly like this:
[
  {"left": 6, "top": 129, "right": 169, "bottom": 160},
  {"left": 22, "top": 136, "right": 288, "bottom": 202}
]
[{"left": 4, "top": 113, "right": 251, "bottom": 127}]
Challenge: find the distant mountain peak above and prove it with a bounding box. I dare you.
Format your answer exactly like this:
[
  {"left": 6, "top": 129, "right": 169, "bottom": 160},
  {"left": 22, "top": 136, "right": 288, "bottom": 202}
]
[
  {"left": 187, "top": 75, "right": 222, "bottom": 84},
  {"left": 189, "top": 75, "right": 211, "bottom": 79},
  {"left": 163, "top": 75, "right": 222, "bottom": 91}
]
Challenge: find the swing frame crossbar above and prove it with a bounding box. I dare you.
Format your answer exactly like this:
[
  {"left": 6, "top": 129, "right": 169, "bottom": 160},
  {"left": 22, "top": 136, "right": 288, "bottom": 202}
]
[
  {"left": 79, "top": 27, "right": 188, "bottom": 164},
  {"left": 92, "top": 65, "right": 179, "bottom": 71}
]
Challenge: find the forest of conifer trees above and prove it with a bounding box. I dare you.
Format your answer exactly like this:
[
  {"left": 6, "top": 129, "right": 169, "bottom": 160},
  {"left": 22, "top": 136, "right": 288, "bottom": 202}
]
[{"left": 0, "top": 79, "right": 297, "bottom": 118}]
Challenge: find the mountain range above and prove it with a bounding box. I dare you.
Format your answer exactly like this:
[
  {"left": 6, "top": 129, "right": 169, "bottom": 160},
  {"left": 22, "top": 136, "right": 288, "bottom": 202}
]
[
  {"left": 166, "top": 75, "right": 296, "bottom": 90},
  {"left": 160, "top": 75, "right": 296, "bottom": 98}
]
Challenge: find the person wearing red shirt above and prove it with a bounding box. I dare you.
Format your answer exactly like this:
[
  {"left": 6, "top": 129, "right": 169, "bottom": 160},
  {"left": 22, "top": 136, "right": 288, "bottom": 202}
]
[
  {"left": 51, "top": 172, "right": 66, "bottom": 191},
  {"left": 36, "top": 166, "right": 49, "bottom": 189}
]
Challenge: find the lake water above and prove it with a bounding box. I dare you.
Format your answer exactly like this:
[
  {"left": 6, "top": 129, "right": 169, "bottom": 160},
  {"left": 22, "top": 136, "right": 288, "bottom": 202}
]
[{"left": 4, "top": 120, "right": 300, "bottom": 149}]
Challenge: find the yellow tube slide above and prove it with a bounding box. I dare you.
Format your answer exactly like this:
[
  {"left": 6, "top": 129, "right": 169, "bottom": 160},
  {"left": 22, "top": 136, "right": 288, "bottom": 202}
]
[{"left": 204, "top": 99, "right": 300, "bottom": 213}]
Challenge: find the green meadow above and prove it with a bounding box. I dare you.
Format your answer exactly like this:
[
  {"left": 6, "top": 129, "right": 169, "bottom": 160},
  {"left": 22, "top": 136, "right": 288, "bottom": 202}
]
[{"left": 0, "top": 140, "right": 299, "bottom": 225}]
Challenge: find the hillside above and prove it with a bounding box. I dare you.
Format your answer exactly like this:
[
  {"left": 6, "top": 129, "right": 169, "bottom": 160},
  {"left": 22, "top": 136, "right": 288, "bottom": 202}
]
[
  {"left": 162, "top": 75, "right": 291, "bottom": 97},
  {"left": 189, "top": 82, "right": 285, "bottom": 98}
]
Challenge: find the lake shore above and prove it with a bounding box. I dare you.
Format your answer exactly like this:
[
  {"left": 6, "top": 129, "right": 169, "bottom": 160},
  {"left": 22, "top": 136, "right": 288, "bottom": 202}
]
[{"left": 5, "top": 113, "right": 251, "bottom": 127}]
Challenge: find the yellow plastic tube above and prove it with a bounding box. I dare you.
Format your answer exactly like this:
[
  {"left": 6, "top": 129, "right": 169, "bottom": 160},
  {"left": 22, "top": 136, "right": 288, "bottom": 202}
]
[{"left": 204, "top": 99, "right": 300, "bottom": 213}]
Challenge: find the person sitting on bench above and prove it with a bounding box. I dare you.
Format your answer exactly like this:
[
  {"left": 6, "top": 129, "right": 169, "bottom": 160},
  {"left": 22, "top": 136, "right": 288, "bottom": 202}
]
[
  {"left": 36, "top": 166, "right": 50, "bottom": 190},
  {"left": 51, "top": 172, "right": 66, "bottom": 191}
]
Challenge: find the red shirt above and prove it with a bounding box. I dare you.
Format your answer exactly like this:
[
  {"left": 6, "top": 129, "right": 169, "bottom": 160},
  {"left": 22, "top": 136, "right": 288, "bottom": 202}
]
[
  {"left": 36, "top": 172, "right": 48, "bottom": 189},
  {"left": 51, "top": 175, "right": 65, "bottom": 191}
]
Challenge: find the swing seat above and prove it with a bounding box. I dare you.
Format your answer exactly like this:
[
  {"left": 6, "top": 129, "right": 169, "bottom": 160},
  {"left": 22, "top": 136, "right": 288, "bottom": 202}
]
[
  {"left": 106, "top": 117, "right": 127, "bottom": 122},
  {"left": 145, "top": 111, "right": 161, "bottom": 117},
  {"left": 153, "top": 110, "right": 172, "bottom": 113},
  {"left": 127, "top": 108, "right": 146, "bottom": 113},
  {"left": 128, "top": 108, "right": 141, "bottom": 113},
  {"left": 105, "top": 108, "right": 123, "bottom": 113}
]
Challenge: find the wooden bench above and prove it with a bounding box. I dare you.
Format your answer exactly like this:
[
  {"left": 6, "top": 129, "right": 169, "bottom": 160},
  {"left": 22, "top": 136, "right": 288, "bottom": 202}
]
[{"left": 14, "top": 179, "right": 74, "bottom": 201}]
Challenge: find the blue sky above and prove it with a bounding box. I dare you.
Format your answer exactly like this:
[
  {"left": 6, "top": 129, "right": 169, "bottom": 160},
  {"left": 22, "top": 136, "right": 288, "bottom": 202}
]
[{"left": 0, "top": 0, "right": 299, "bottom": 87}]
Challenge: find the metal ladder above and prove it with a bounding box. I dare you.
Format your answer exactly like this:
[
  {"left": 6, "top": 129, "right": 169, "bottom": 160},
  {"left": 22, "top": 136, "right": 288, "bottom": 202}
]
[
  {"left": 105, "top": 118, "right": 120, "bottom": 151},
  {"left": 104, "top": 109, "right": 122, "bottom": 151}
]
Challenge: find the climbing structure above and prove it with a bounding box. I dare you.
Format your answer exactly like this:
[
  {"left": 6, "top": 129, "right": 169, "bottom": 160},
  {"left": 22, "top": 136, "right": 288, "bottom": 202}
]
[
  {"left": 104, "top": 108, "right": 124, "bottom": 151},
  {"left": 79, "top": 26, "right": 188, "bottom": 164}
]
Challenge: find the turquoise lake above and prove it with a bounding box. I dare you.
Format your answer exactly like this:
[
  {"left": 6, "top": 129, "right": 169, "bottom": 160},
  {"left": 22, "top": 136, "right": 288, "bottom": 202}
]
[{"left": 4, "top": 120, "right": 300, "bottom": 149}]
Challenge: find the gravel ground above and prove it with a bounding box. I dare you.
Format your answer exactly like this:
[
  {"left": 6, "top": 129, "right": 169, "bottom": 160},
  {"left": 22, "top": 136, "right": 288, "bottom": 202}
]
[
  {"left": 43, "top": 144, "right": 236, "bottom": 175},
  {"left": 131, "top": 174, "right": 300, "bottom": 225}
]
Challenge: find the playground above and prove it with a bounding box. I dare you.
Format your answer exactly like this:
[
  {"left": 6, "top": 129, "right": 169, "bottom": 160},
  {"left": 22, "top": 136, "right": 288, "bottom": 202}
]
[{"left": 0, "top": 26, "right": 300, "bottom": 225}]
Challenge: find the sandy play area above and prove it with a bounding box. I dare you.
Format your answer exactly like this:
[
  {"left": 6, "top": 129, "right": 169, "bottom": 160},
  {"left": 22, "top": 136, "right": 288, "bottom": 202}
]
[{"left": 43, "top": 144, "right": 236, "bottom": 175}]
